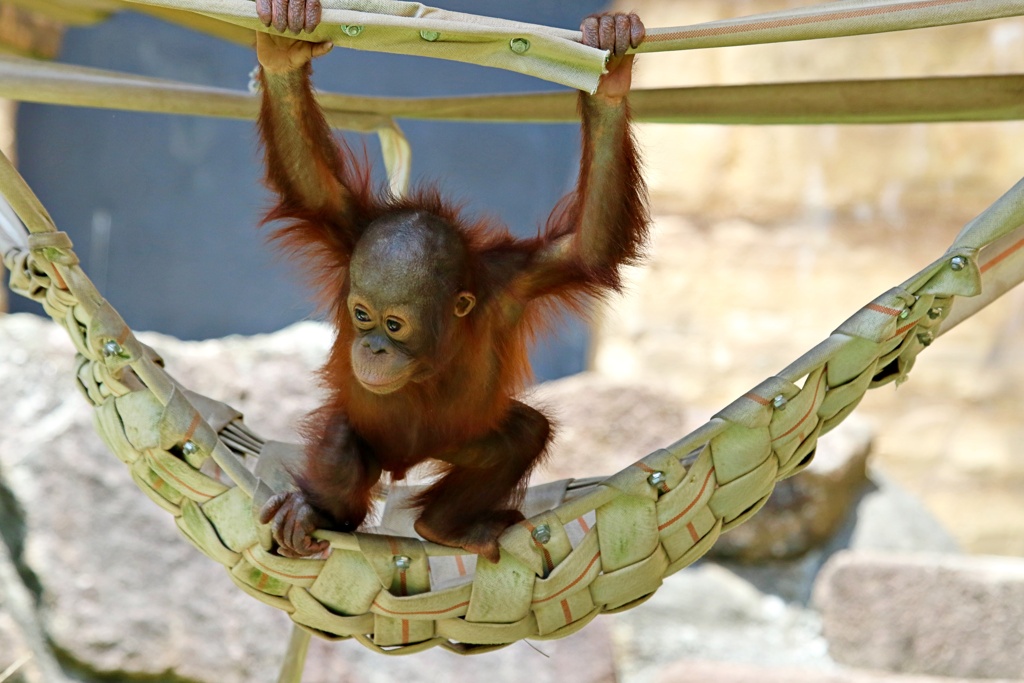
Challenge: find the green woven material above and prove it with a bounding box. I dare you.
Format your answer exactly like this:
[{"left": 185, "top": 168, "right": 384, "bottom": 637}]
[{"left": 4, "top": 143, "right": 1024, "bottom": 650}]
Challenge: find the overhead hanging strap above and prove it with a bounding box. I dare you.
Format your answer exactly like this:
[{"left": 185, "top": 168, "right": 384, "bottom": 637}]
[
  {"left": 637, "top": 0, "right": 1024, "bottom": 52},
  {"left": 4, "top": 54, "right": 1024, "bottom": 126},
  {"left": 0, "top": 55, "right": 414, "bottom": 194},
  {"left": 121, "top": 0, "right": 608, "bottom": 92},
  {"left": 114, "top": 0, "right": 1024, "bottom": 91}
]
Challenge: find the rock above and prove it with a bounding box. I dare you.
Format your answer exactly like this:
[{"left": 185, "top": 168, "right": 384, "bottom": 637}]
[
  {"left": 0, "top": 539, "right": 69, "bottom": 683},
  {"left": 654, "top": 660, "right": 1022, "bottom": 683},
  {"left": 814, "top": 551, "right": 1024, "bottom": 679},
  {"left": 611, "top": 562, "right": 832, "bottom": 683},
  {"left": 0, "top": 604, "right": 36, "bottom": 683},
  {"left": 527, "top": 372, "right": 690, "bottom": 484},
  {"left": 722, "top": 468, "right": 959, "bottom": 605},
  {"left": 0, "top": 315, "right": 339, "bottom": 682},
  {"left": 707, "top": 417, "right": 872, "bottom": 562},
  {"left": 134, "top": 321, "right": 333, "bottom": 443},
  {"left": 305, "top": 619, "right": 617, "bottom": 683},
  {"left": 846, "top": 469, "right": 959, "bottom": 555}
]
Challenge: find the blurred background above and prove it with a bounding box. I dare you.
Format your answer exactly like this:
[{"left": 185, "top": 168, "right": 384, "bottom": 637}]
[
  {"left": 603, "top": 0, "right": 1024, "bottom": 557},
  {"left": 2, "top": 1, "right": 1023, "bottom": 682}
]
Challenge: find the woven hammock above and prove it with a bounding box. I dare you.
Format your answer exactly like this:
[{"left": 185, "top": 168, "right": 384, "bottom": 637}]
[
  {"left": 2, "top": 0, "right": 1024, "bottom": 679},
  {"left": 8, "top": 166, "right": 1024, "bottom": 664}
]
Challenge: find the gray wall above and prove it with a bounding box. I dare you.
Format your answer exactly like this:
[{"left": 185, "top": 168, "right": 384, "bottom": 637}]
[{"left": 13, "top": 1, "right": 609, "bottom": 381}]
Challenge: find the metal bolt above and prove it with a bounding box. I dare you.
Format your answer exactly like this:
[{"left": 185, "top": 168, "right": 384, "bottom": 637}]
[
  {"left": 917, "top": 331, "right": 934, "bottom": 347},
  {"left": 341, "top": 24, "right": 364, "bottom": 37},
  {"left": 772, "top": 394, "right": 788, "bottom": 410},
  {"left": 102, "top": 340, "right": 124, "bottom": 358},
  {"left": 928, "top": 307, "right": 943, "bottom": 320},
  {"left": 647, "top": 471, "right": 666, "bottom": 488},
  {"left": 509, "top": 37, "right": 530, "bottom": 54},
  {"left": 950, "top": 255, "right": 967, "bottom": 271},
  {"left": 532, "top": 524, "right": 552, "bottom": 544},
  {"left": 182, "top": 441, "right": 198, "bottom": 457},
  {"left": 393, "top": 555, "right": 411, "bottom": 570},
  {"left": 419, "top": 29, "right": 440, "bottom": 42}
]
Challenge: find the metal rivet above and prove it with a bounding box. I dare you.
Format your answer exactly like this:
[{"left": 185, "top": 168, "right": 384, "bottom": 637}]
[
  {"left": 182, "top": 441, "right": 198, "bottom": 457},
  {"left": 772, "top": 395, "right": 788, "bottom": 410},
  {"left": 647, "top": 471, "right": 666, "bottom": 488},
  {"left": 928, "top": 307, "right": 943, "bottom": 320},
  {"left": 950, "top": 255, "right": 967, "bottom": 271},
  {"left": 917, "top": 331, "right": 934, "bottom": 347},
  {"left": 393, "top": 555, "right": 411, "bottom": 570},
  {"left": 341, "top": 24, "right": 364, "bottom": 37},
  {"left": 419, "top": 29, "right": 440, "bottom": 42},
  {"left": 102, "top": 340, "right": 124, "bottom": 358},
  {"left": 247, "top": 65, "right": 261, "bottom": 94},
  {"left": 899, "top": 308, "right": 910, "bottom": 319},
  {"left": 509, "top": 37, "right": 530, "bottom": 54},
  {"left": 532, "top": 524, "right": 551, "bottom": 544}
]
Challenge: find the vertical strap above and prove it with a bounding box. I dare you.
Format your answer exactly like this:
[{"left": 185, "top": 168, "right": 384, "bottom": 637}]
[
  {"left": 276, "top": 625, "right": 311, "bottom": 683},
  {"left": 377, "top": 121, "right": 411, "bottom": 198}
]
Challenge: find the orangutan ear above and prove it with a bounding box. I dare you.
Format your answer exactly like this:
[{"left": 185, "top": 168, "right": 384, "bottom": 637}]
[{"left": 454, "top": 292, "right": 476, "bottom": 317}]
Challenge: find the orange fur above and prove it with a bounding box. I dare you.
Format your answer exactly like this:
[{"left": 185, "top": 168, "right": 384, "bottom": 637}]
[{"left": 258, "top": 62, "right": 648, "bottom": 557}]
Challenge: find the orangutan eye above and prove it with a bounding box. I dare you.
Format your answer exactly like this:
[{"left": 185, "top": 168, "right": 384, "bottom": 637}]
[
  {"left": 353, "top": 306, "right": 371, "bottom": 323},
  {"left": 386, "top": 318, "right": 403, "bottom": 334}
]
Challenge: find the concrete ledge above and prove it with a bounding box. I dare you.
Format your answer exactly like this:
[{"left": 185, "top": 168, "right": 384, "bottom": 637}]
[
  {"left": 814, "top": 551, "right": 1024, "bottom": 679},
  {"left": 655, "top": 660, "right": 1020, "bottom": 683}
]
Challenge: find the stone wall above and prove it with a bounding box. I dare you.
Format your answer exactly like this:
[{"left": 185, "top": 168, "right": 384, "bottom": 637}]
[{"left": 625, "top": 0, "right": 1024, "bottom": 225}]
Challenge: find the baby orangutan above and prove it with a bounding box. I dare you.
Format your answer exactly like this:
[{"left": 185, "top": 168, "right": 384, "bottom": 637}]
[{"left": 255, "top": 2, "right": 648, "bottom": 562}]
